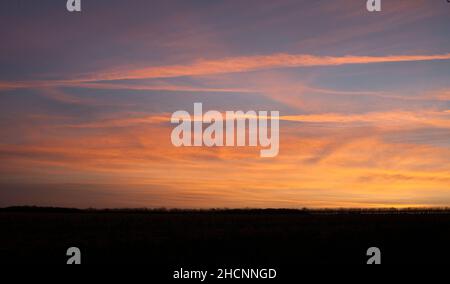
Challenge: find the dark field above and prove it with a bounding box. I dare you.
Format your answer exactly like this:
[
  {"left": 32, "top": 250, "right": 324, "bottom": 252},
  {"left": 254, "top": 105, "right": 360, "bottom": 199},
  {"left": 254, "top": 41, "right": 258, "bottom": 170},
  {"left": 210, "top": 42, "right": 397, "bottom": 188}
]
[{"left": 1, "top": 207, "right": 450, "bottom": 264}]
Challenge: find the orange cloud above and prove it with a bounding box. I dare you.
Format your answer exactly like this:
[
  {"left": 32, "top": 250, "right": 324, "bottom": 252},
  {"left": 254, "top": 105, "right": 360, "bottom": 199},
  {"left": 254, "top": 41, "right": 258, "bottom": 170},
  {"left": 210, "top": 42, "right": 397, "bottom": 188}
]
[
  {"left": 426, "top": 89, "right": 450, "bottom": 101},
  {"left": 86, "top": 53, "right": 450, "bottom": 81},
  {"left": 61, "top": 109, "right": 450, "bottom": 129},
  {"left": 1, "top": 112, "right": 449, "bottom": 208},
  {"left": 3, "top": 53, "right": 450, "bottom": 90},
  {"left": 281, "top": 110, "right": 450, "bottom": 128}
]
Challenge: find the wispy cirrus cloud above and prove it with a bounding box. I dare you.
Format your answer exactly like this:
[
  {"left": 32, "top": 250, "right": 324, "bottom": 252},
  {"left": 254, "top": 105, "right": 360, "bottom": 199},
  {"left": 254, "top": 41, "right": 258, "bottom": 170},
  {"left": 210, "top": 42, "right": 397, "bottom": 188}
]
[
  {"left": 85, "top": 53, "right": 450, "bottom": 81},
  {"left": 282, "top": 110, "right": 450, "bottom": 128},
  {"left": 1, "top": 121, "right": 449, "bottom": 208},
  {"left": 1, "top": 0, "right": 450, "bottom": 209},
  {"left": 2, "top": 53, "right": 450, "bottom": 90},
  {"left": 60, "top": 109, "right": 449, "bottom": 129},
  {"left": 426, "top": 89, "right": 450, "bottom": 102}
]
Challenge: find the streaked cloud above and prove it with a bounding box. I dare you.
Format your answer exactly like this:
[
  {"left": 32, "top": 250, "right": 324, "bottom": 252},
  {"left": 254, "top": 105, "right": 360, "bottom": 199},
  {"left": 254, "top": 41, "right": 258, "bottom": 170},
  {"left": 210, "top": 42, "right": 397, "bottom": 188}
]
[
  {"left": 1, "top": 0, "right": 449, "bottom": 208},
  {"left": 84, "top": 53, "right": 450, "bottom": 81}
]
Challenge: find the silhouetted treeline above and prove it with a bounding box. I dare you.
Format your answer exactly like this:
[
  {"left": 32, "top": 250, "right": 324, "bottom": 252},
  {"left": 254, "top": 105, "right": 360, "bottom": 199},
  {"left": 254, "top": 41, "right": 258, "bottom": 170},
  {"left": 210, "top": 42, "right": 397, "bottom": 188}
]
[
  {"left": 2, "top": 206, "right": 450, "bottom": 264},
  {"left": 1, "top": 206, "right": 450, "bottom": 215}
]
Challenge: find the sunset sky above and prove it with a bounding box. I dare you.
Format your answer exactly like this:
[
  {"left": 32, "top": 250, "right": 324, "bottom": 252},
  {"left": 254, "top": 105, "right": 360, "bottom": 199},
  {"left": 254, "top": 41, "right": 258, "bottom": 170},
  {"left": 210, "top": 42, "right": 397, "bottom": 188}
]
[{"left": 0, "top": 0, "right": 449, "bottom": 208}]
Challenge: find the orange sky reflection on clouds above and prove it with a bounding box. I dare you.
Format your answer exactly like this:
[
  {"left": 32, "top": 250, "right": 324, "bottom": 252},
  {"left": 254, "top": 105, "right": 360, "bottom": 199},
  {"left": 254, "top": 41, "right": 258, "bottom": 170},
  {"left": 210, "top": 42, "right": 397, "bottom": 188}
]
[
  {"left": 0, "top": 0, "right": 449, "bottom": 208},
  {"left": 1, "top": 113, "right": 449, "bottom": 208}
]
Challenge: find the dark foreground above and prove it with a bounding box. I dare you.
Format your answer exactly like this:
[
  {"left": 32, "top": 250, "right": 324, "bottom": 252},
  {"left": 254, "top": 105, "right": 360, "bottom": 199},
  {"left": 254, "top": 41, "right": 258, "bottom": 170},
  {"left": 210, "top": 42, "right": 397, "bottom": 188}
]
[{"left": 1, "top": 207, "right": 450, "bottom": 265}]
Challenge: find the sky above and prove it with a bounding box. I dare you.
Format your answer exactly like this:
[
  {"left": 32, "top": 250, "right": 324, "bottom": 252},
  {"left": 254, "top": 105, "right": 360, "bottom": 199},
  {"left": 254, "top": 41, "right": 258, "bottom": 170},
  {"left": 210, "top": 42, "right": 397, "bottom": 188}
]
[{"left": 0, "top": 0, "right": 449, "bottom": 208}]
